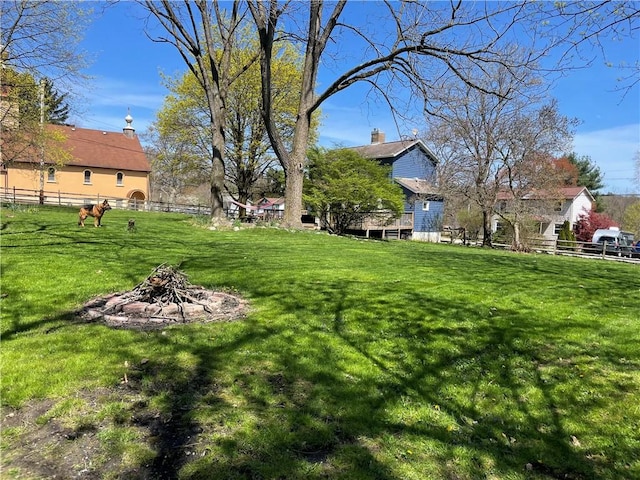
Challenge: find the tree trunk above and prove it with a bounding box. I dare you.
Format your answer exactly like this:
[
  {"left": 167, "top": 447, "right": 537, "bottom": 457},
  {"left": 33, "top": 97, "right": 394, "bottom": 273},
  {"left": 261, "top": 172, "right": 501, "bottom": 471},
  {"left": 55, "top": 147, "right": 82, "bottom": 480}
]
[
  {"left": 209, "top": 123, "right": 226, "bottom": 220},
  {"left": 282, "top": 113, "right": 311, "bottom": 228},
  {"left": 238, "top": 192, "right": 249, "bottom": 220},
  {"left": 512, "top": 220, "right": 524, "bottom": 251},
  {"left": 482, "top": 209, "right": 493, "bottom": 247}
]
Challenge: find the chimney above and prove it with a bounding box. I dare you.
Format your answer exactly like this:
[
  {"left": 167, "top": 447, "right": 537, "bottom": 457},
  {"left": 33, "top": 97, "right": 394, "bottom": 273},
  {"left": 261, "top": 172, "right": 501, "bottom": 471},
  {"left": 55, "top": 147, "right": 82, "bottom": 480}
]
[
  {"left": 123, "top": 109, "right": 135, "bottom": 138},
  {"left": 371, "top": 128, "right": 385, "bottom": 144}
]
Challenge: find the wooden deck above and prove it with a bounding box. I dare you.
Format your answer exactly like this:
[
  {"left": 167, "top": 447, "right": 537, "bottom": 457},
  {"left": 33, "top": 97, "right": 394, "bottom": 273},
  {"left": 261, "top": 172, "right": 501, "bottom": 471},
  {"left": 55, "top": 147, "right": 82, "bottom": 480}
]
[{"left": 349, "top": 213, "right": 414, "bottom": 239}]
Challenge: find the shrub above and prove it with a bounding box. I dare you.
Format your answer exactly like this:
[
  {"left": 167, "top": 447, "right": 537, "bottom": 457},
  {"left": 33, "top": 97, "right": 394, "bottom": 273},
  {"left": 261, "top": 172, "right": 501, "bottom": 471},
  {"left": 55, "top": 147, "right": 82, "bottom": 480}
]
[{"left": 558, "top": 220, "right": 576, "bottom": 250}]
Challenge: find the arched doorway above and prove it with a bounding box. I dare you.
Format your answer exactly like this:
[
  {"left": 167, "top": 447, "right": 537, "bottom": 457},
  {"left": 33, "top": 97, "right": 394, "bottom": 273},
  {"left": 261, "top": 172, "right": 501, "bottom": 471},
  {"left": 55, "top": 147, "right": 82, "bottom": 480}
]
[{"left": 127, "top": 190, "right": 146, "bottom": 210}]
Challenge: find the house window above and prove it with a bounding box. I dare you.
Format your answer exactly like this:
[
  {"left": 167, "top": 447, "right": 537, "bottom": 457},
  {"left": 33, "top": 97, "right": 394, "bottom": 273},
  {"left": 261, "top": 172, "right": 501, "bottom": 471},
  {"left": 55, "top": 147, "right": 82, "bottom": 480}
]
[
  {"left": 116, "top": 171, "right": 124, "bottom": 186},
  {"left": 422, "top": 201, "right": 430, "bottom": 211},
  {"left": 83, "top": 170, "right": 92, "bottom": 184},
  {"left": 554, "top": 223, "right": 564, "bottom": 235},
  {"left": 47, "top": 167, "right": 56, "bottom": 183}
]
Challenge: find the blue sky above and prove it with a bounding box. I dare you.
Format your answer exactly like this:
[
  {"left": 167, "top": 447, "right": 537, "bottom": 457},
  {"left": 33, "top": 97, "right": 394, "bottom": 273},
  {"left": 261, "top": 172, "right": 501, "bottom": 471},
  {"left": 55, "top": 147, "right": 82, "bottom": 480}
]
[{"left": 71, "top": 1, "right": 639, "bottom": 194}]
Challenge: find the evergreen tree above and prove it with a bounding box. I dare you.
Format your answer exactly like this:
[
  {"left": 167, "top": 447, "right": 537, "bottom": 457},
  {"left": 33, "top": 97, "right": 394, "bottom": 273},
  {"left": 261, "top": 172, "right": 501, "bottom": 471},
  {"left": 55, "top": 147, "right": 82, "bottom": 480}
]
[
  {"left": 557, "top": 220, "right": 576, "bottom": 250},
  {"left": 42, "top": 78, "right": 70, "bottom": 125},
  {"left": 567, "top": 153, "right": 604, "bottom": 192},
  {"left": 563, "top": 152, "right": 605, "bottom": 212}
]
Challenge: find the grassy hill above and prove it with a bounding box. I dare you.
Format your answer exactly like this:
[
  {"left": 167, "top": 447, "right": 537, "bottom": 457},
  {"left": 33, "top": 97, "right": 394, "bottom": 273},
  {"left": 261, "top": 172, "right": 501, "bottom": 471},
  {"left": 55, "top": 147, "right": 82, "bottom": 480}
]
[{"left": 1, "top": 205, "right": 639, "bottom": 479}]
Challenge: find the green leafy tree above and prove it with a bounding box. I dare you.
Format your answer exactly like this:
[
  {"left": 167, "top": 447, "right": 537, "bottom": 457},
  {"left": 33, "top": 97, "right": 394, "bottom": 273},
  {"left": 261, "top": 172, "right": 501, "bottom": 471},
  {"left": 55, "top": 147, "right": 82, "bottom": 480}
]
[
  {"left": 622, "top": 201, "right": 640, "bottom": 239},
  {"left": 153, "top": 41, "right": 313, "bottom": 218},
  {"left": 1, "top": 71, "right": 69, "bottom": 125},
  {"left": 254, "top": 167, "right": 285, "bottom": 198},
  {"left": 1, "top": 68, "right": 70, "bottom": 168},
  {"left": 304, "top": 147, "right": 404, "bottom": 236}
]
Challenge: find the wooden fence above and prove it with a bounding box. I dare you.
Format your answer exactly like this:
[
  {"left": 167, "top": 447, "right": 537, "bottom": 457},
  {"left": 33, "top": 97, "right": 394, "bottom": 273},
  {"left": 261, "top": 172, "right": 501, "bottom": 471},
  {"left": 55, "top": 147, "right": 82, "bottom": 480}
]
[
  {"left": 0, "top": 186, "right": 212, "bottom": 216},
  {"left": 2, "top": 188, "right": 638, "bottom": 263}
]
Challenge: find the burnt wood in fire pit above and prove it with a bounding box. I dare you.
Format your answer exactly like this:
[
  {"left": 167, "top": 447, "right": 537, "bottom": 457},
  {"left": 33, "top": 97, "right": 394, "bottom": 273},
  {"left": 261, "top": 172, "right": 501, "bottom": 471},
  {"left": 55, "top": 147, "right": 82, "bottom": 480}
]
[{"left": 79, "top": 264, "right": 248, "bottom": 330}]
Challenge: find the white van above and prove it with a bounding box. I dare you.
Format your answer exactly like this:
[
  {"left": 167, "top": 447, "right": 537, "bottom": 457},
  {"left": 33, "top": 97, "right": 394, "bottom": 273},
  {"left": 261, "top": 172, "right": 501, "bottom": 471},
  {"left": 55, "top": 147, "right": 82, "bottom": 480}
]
[{"left": 591, "top": 227, "right": 634, "bottom": 257}]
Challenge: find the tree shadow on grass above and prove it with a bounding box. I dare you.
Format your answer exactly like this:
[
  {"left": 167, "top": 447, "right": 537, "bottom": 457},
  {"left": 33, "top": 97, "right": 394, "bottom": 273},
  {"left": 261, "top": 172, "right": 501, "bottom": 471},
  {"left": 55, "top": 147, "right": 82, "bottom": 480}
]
[
  {"left": 95, "top": 276, "right": 632, "bottom": 479},
  {"left": 4, "top": 232, "right": 638, "bottom": 479},
  {"left": 210, "top": 277, "right": 630, "bottom": 477}
]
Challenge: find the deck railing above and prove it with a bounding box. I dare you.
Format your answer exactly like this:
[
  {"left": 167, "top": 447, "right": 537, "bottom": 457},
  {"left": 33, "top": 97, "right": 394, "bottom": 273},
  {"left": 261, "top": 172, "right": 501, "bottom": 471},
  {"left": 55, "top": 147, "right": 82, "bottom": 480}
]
[{"left": 349, "top": 212, "right": 414, "bottom": 230}]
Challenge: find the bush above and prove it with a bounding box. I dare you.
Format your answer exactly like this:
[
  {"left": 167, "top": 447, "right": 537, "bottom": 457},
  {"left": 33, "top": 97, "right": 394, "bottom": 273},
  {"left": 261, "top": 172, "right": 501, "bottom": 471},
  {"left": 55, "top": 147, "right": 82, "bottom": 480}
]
[{"left": 558, "top": 220, "right": 576, "bottom": 250}]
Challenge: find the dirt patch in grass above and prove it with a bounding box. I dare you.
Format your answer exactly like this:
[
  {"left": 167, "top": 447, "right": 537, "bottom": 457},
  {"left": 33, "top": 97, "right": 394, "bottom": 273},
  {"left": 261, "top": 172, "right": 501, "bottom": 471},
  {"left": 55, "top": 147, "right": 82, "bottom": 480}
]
[
  {"left": 2, "top": 266, "right": 252, "bottom": 478},
  {"left": 1, "top": 388, "right": 159, "bottom": 479}
]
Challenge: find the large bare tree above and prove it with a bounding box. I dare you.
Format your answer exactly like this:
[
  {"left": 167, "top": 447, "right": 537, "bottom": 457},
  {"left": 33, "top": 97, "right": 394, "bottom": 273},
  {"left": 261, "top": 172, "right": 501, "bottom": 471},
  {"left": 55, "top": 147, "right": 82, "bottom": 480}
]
[
  {"left": 248, "top": 1, "right": 640, "bottom": 228},
  {"left": 141, "top": 1, "right": 254, "bottom": 221},
  {"left": 0, "top": 0, "right": 91, "bottom": 82},
  {"left": 247, "top": 1, "right": 587, "bottom": 228},
  {"left": 151, "top": 40, "right": 313, "bottom": 218},
  {"left": 426, "top": 63, "right": 575, "bottom": 248}
]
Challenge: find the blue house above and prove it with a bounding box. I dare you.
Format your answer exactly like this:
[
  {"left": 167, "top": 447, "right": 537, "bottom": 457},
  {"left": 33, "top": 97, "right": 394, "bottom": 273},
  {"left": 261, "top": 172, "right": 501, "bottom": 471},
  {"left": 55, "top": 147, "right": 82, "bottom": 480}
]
[{"left": 349, "top": 129, "right": 444, "bottom": 241}]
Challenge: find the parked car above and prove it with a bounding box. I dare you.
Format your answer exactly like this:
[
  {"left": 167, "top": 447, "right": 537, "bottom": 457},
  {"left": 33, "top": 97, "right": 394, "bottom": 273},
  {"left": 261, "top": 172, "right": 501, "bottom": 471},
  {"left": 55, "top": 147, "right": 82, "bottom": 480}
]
[{"left": 591, "top": 227, "right": 635, "bottom": 257}]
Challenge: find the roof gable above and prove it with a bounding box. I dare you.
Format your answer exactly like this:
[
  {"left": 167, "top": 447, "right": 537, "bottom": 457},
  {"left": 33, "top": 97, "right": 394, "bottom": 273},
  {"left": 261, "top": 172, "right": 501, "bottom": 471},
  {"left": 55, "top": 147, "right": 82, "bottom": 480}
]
[
  {"left": 349, "top": 139, "right": 438, "bottom": 166},
  {"left": 50, "top": 125, "right": 151, "bottom": 172},
  {"left": 496, "top": 186, "right": 594, "bottom": 202}
]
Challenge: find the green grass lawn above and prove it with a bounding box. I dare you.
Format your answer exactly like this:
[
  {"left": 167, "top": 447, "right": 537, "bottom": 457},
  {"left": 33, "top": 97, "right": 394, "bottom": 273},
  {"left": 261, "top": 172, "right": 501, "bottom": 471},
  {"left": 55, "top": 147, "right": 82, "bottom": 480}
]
[{"left": 1, "top": 204, "right": 639, "bottom": 479}]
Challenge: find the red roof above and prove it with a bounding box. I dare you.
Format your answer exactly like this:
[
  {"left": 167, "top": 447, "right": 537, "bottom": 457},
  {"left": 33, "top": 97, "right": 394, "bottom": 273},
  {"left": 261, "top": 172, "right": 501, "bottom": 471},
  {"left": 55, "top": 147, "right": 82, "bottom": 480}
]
[
  {"left": 5, "top": 125, "right": 151, "bottom": 173},
  {"left": 50, "top": 125, "right": 151, "bottom": 172}
]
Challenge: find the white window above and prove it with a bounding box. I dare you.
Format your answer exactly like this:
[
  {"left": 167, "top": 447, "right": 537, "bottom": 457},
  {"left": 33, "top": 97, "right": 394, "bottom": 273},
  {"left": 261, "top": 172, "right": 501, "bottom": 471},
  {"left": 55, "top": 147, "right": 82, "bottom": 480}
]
[
  {"left": 554, "top": 223, "right": 564, "bottom": 235},
  {"left": 83, "top": 170, "right": 92, "bottom": 184},
  {"left": 47, "top": 167, "right": 56, "bottom": 183},
  {"left": 116, "top": 171, "right": 124, "bottom": 186},
  {"left": 422, "top": 201, "right": 430, "bottom": 211}
]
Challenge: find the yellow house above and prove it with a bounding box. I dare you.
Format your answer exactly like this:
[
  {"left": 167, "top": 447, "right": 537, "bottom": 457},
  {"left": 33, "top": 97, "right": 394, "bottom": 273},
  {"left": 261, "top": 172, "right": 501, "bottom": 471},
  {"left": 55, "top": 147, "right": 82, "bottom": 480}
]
[{"left": 1, "top": 114, "right": 151, "bottom": 208}]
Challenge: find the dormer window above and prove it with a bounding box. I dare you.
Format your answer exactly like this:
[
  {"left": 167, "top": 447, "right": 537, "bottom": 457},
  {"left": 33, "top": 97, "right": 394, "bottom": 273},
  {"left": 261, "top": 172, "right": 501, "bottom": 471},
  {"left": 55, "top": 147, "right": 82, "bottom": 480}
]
[
  {"left": 83, "top": 170, "right": 92, "bottom": 184},
  {"left": 116, "top": 171, "right": 124, "bottom": 186}
]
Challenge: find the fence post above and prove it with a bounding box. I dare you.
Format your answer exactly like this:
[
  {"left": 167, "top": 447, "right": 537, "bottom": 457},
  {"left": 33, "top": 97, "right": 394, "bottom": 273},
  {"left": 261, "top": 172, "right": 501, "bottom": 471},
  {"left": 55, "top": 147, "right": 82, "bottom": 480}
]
[
  {"left": 602, "top": 240, "right": 607, "bottom": 259},
  {"left": 13, "top": 186, "right": 16, "bottom": 203},
  {"left": 58, "top": 190, "right": 61, "bottom": 206}
]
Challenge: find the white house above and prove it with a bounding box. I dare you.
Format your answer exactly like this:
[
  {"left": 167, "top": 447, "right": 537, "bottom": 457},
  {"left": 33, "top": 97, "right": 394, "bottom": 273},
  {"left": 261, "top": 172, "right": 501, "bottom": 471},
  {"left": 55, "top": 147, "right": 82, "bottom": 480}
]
[
  {"left": 255, "top": 197, "right": 285, "bottom": 219},
  {"left": 491, "top": 186, "right": 594, "bottom": 239}
]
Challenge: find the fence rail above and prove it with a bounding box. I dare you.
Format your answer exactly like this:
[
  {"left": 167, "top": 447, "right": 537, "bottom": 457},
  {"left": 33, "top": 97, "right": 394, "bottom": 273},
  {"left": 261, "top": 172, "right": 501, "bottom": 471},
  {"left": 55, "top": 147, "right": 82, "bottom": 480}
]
[
  {"left": 2, "top": 188, "right": 638, "bottom": 263},
  {"left": 0, "top": 187, "right": 213, "bottom": 216}
]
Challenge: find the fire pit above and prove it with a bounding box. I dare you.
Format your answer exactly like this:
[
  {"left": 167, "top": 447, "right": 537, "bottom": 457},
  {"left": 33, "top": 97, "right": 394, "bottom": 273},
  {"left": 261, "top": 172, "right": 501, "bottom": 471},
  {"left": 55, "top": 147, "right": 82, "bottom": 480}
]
[{"left": 79, "top": 264, "right": 249, "bottom": 330}]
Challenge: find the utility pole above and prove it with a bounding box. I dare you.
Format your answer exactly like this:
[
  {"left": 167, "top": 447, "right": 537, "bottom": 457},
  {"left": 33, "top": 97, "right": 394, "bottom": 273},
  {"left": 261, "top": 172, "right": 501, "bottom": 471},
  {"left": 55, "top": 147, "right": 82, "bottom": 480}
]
[{"left": 39, "top": 78, "right": 44, "bottom": 204}]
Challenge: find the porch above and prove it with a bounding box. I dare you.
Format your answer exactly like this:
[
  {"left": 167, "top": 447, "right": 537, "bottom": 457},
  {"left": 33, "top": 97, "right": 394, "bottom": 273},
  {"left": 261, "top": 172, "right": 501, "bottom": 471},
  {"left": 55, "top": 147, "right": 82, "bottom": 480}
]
[{"left": 348, "top": 212, "right": 414, "bottom": 240}]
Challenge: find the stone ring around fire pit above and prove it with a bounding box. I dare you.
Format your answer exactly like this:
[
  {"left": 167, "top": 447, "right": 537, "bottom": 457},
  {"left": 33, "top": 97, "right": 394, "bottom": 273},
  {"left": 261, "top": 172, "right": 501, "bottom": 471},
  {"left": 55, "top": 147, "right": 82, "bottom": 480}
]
[{"left": 78, "top": 264, "right": 249, "bottom": 330}]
